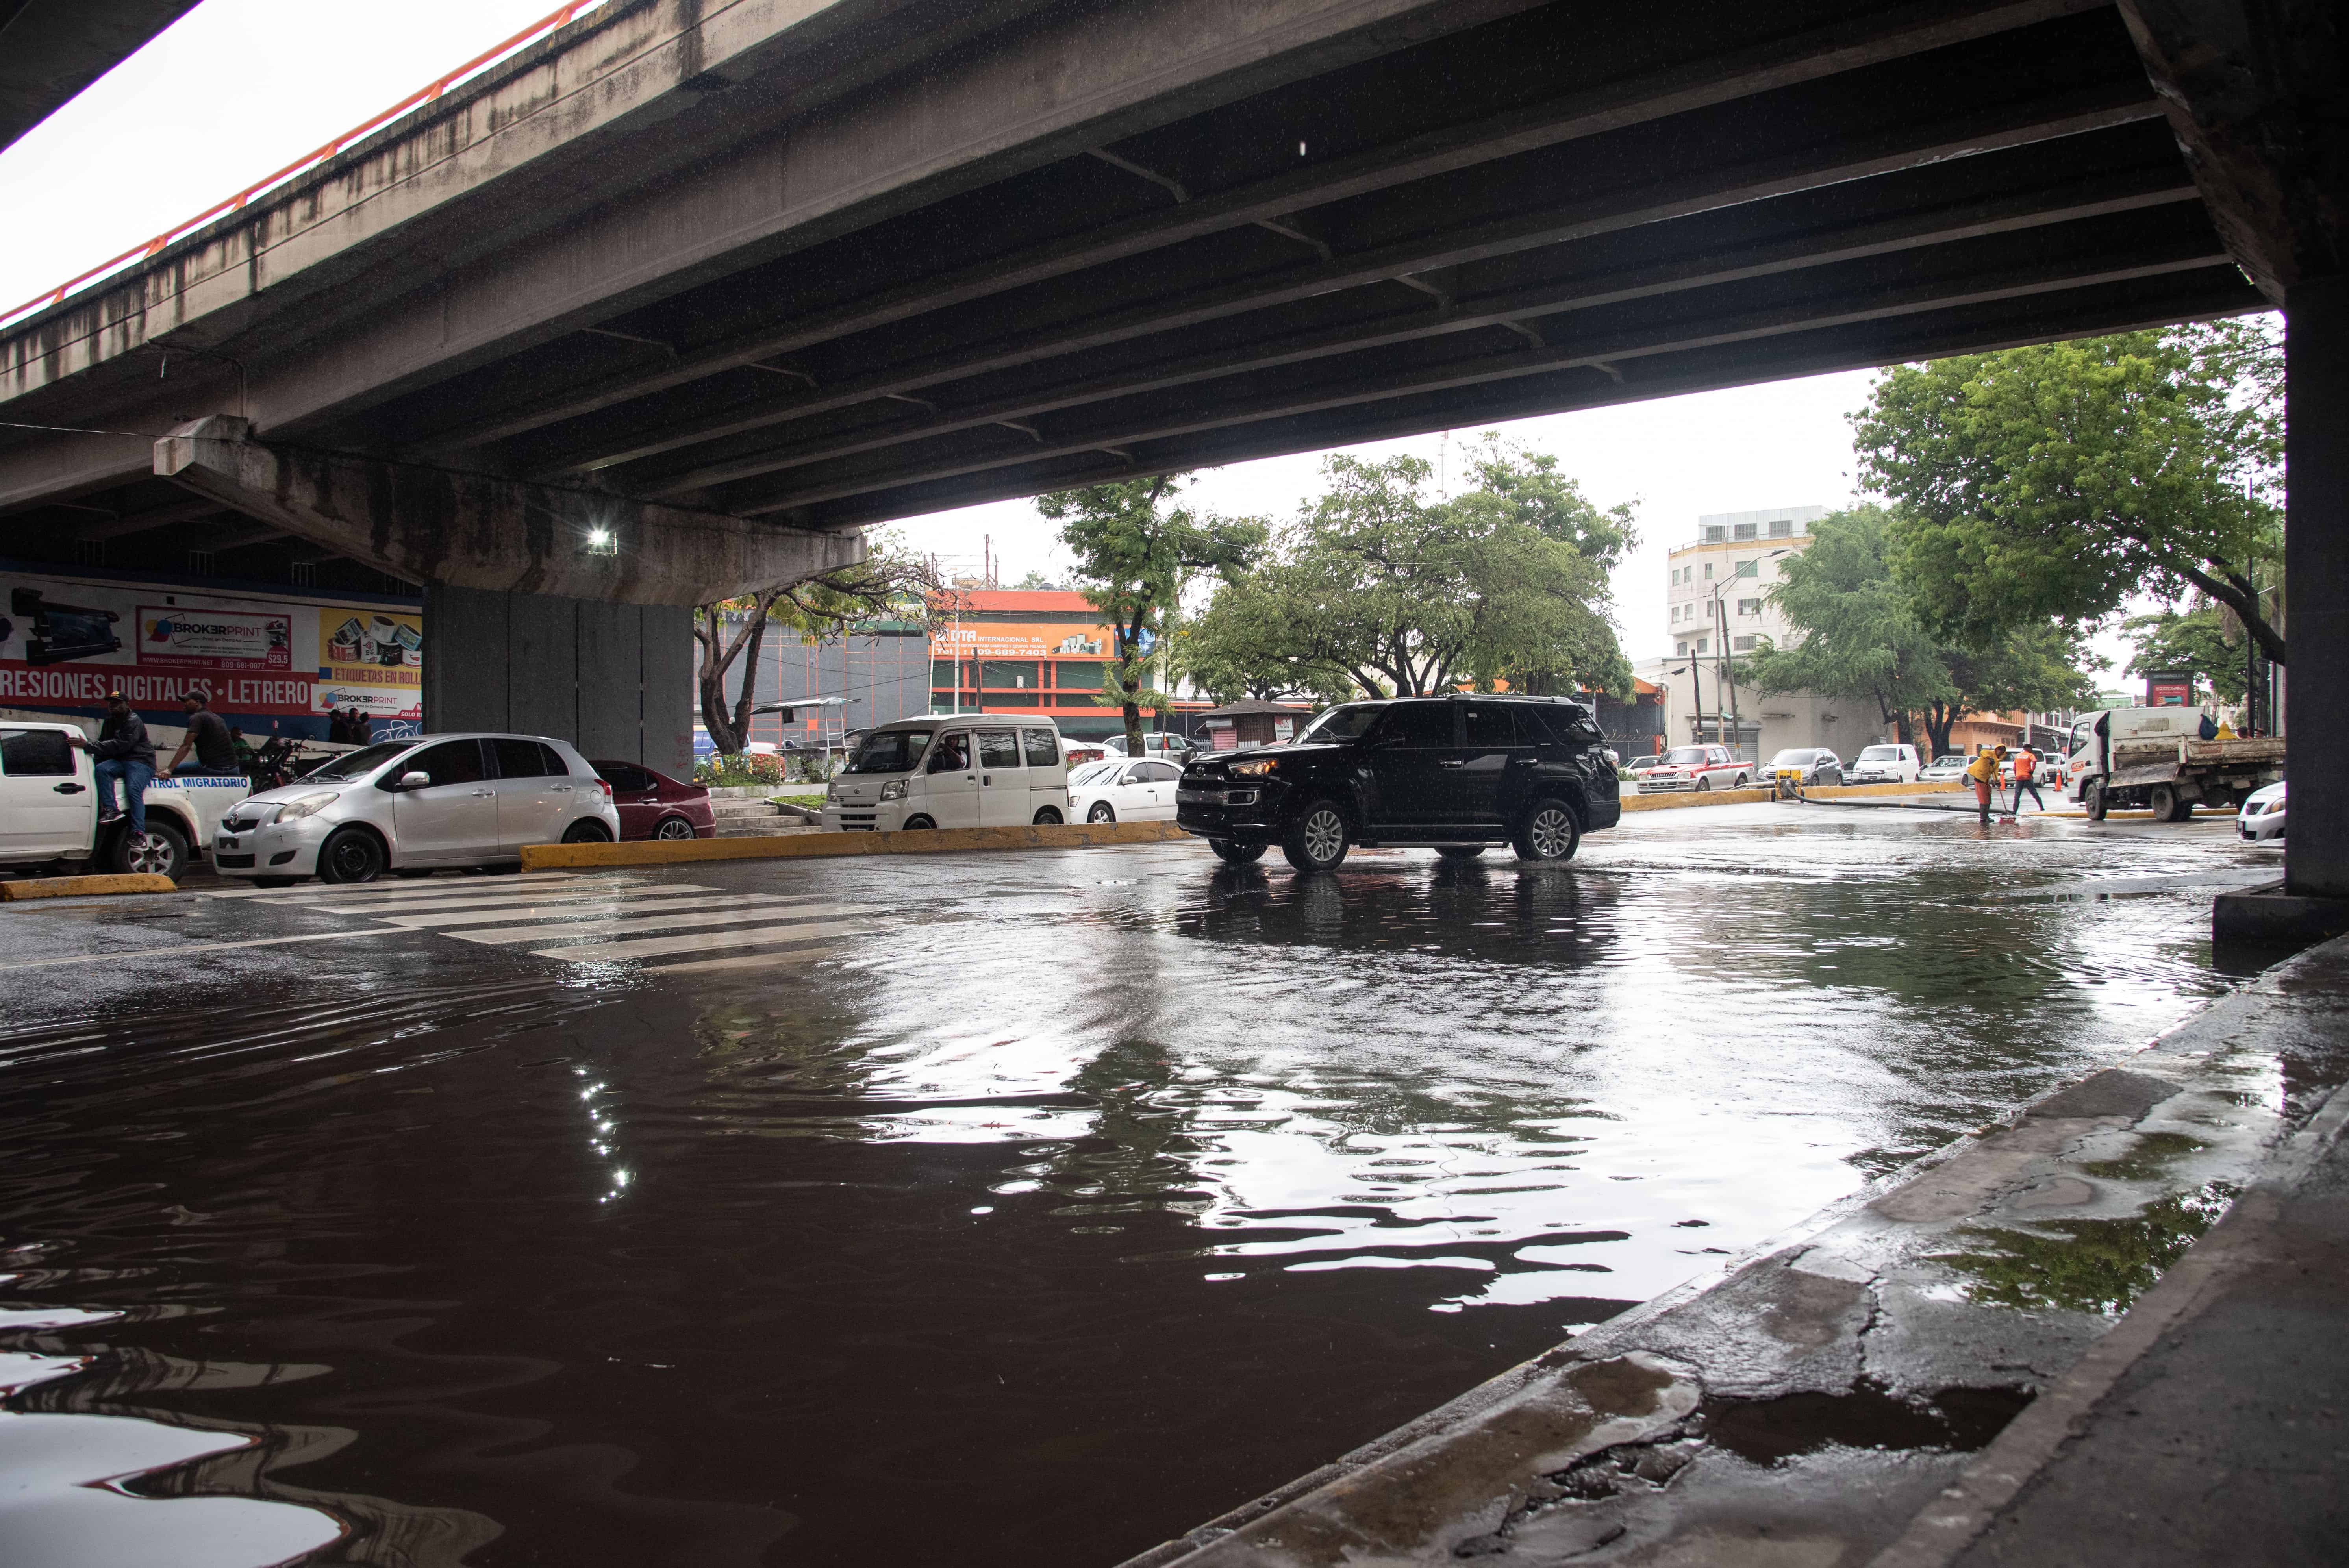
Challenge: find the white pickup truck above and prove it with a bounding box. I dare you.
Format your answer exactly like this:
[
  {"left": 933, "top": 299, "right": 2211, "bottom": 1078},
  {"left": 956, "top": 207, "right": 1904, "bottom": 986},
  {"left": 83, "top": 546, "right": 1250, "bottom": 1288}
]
[{"left": 0, "top": 719, "right": 248, "bottom": 879}]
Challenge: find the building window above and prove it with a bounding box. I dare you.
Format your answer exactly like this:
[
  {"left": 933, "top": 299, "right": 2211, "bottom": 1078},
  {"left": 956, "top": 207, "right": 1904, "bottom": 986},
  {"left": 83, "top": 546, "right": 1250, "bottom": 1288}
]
[
  {"left": 1733, "top": 521, "right": 1757, "bottom": 540},
  {"left": 1695, "top": 637, "right": 1709, "bottom": 653},
  {"left": 1732, "top": 635, "right": 1757, "bottom": 652},
  {"left": 1702, "top": 563, "right": 1714, "bottom": 580},
  {"left": 1768, "top": 518, "right": 1792, "bottom": 538},
  {"left": 289, "top": 561, "right": 316, "bottom": 587},
  {"left": 188, "top": 550, "right": 216, "bottom": 576},
  {"left": 1052, "top": 660, "right": 1105, "bottom": 690},
  {"left": 1677, "top": 641, "right": 1689, "bottom": 657},
  {"left": 980, "top": 659, "right": 1038, "bottom": 689},
  {"left": 1738, "top": 598, "right": 1761, "bottom": 616},
  {"left": 1703, "top": 525, "right": 1725, "bottom": 543}
]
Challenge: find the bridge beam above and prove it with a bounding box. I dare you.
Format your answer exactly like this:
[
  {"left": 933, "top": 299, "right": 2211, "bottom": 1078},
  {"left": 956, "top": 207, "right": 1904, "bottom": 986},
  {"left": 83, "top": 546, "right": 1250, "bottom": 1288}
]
[{"left": 151, "top": 416, "right": 861, "bottom": 605}]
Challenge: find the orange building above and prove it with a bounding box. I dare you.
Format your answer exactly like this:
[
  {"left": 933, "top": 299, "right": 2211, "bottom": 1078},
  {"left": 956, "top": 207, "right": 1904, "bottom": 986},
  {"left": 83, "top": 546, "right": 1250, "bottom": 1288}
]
[{"left": 928, "top": 590, "right": 1141, "bottom": 740}]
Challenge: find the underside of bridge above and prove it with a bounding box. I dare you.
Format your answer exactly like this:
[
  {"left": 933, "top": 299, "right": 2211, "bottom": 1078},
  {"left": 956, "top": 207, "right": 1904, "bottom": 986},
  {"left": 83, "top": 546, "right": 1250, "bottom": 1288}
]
[{"left": 0, "top": 0, "right": 2337, "bottom": 854}]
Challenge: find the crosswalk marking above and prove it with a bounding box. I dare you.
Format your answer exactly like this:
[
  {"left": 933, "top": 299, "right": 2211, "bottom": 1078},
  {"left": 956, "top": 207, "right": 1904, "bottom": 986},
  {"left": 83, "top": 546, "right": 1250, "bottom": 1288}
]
[
  {"left": 451, "top": 903, "right": 855, "bottom": 946},
  {"left": 376, "top": 893, "right": 802, "bottom": 930},
  {"left": 536, "top": 919, "right": 881, "bottom": 964},
  {"left": 191, "top": 870, "right": 881, "bottom": 976}
]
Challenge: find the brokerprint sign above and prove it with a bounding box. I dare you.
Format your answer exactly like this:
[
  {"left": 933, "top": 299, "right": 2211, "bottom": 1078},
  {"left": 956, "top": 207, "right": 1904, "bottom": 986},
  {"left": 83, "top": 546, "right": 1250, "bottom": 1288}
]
[{"left": 140, "top": 605, "right": 293, "bottom": 670}]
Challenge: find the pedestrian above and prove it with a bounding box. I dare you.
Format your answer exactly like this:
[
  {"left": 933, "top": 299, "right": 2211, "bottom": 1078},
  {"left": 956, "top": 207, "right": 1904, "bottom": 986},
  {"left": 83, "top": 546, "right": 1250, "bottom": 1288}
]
[
  {"left": 348, "top": 707, "right": 372, "bottom": 744},
  {"left": 2010, "top": 745, "right": 2047, "bottom": 816},
  {"left": 1964, "top": 746, "right": 1999, "bottom": 824},
  {"left": 76, "top": 691, "right": 156, "bottom": 837},
  {"left": 228, "top": 726, "right": 256, "bottom": 774},
  {"left": 163, "top": 691, "right": 240, "bottom": 778},
  {"left": 326, "top": 709, "right": 348, "bottom": 744}
]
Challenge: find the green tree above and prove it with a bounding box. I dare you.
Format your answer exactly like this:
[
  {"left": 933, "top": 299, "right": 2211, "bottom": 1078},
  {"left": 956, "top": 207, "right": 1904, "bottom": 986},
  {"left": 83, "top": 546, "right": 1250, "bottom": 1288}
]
[
  {"left": 1182, "top": 452, "right": 1630, "bottom": 703},
  {"left": 1036, "top": 476, "right": 1264, "bottom": 750},
  {"left": 2122, "top": 602, "right": 2247, "bottom": 703},
  {"left": 695, "top": 530, "right": 941, "bottom": 755},
  {"left": 1749, "top": 508, "right": 2094, "bottom": 757},
  {"left": 1856, "top": 320, "right": 2284, "bottom": 664}
]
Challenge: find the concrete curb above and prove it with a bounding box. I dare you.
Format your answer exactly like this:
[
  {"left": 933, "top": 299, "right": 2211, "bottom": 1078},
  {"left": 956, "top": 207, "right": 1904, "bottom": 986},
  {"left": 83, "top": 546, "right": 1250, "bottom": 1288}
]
[
  {"left": 520, "top": 819, "right": 1191, "bottom": 868},
  {"left": 0, "top": 873, "right": 177, "bottom": 901},
  {"left": 1622, "top": 781, "right": 1965, "bottom": 811}
]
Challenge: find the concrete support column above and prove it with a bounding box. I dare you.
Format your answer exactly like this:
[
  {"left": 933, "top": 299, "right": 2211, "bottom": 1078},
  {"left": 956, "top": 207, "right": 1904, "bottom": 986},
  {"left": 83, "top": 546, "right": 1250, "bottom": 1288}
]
[
  {"left": 424, "top": 587, "right": 693, "bottom": 778},
  {"left": 2286, "top": 276, "right": 2349, "bottom": 899}
]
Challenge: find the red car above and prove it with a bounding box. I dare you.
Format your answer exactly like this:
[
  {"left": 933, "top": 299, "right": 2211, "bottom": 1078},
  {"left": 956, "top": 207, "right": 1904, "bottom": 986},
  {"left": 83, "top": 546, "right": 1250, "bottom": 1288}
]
[{"left": 591, "top": 760, "right": 715, "bottom": 840}]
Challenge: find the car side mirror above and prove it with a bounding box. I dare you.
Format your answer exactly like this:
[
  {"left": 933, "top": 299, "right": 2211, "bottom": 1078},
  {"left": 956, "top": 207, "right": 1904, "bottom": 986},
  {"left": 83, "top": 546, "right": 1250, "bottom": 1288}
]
[{"left": 398, "top": 770, "right": 431, "bottom": 790}]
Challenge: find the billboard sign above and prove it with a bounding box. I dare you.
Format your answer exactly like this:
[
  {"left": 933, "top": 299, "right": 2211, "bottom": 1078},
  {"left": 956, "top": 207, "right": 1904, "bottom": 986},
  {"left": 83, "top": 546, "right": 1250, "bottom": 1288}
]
[
  {"left": 929, "top": 621, "right": 1112, "bottom": 659},
  {"left": 1, "top": 570, "right": 423, "bottom": 734}
]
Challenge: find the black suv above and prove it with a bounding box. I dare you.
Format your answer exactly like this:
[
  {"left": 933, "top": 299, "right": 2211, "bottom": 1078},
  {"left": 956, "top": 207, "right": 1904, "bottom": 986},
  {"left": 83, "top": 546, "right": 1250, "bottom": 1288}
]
[{"left": 1175, "top": 695, "right": 1621, "bottom": 871}]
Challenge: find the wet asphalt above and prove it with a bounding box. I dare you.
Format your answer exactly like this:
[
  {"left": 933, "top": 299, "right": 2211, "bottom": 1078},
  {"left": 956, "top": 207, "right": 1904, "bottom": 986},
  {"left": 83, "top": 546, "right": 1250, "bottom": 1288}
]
[{"left": 0, "top": 803, "right": 2284, "bottom": 1567}]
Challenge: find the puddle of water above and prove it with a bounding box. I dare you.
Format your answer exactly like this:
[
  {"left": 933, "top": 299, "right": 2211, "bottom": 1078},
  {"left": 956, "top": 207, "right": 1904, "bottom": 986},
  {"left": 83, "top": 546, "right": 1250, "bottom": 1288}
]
[
  {"left": 0, "top": 814, "right": 2280, "bottom": 1566},
  {"left": 1933, "top": 1181, "right": 2240, "bottom": 1316}
]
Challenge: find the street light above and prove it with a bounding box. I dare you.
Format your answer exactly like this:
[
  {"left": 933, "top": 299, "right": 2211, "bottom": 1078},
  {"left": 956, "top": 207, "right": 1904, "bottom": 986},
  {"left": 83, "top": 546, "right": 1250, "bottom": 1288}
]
[{"left": 1706, "top": 547, "right": 1791, "bottom": 758}]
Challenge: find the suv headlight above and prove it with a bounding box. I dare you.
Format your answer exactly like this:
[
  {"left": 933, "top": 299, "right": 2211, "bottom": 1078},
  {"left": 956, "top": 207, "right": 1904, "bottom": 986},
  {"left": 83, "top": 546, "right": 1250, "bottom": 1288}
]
[
  {"left": 879, "top": 779, "right": 907, "bottom": 801},
  {"left": 1228, "top": 758, "right": 1278, "bottom": 777},
  {"left": 273, "top": 792, "right": 339, "bottom": 823}
]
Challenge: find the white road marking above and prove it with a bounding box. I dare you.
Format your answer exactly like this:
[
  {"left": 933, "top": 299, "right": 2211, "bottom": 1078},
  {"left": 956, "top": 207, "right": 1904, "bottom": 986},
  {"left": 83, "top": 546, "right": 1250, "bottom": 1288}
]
[
  {"left": 0, "top": 929, "right": 404, "bottom": 972},
  {"left": 451, "top": 903, "right": 855, "bottom": 946},
  {"left": 379, "top": 893, "right": 803, "bottom": 930},
  {"left": 198, "top": 871, "right": 596, "bottom": 901},
  {"left": 313, "top": 884, "right": 723, "bottom": 916},
  {"left": 643, "top": 945, "right": 850, "bottom": 976},
  {"left": 536, "top": 920, "right": 881, "bottom": 963}
]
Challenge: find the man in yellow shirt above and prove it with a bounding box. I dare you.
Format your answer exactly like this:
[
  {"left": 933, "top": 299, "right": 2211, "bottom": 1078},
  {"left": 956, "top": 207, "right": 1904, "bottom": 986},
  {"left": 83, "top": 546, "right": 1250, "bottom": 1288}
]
[{"left": 1965, "top": 747, "right": 2001, "bottom": 823}]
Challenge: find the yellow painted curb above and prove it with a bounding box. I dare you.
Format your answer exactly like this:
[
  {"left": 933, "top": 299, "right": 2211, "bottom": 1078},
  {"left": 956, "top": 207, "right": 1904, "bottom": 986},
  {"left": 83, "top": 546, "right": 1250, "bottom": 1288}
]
[
  {"left": 520, "top": 820, "right": 1192, "bottom": 869},
  {"left": 1, "top": 873, "right": 177, "bottom": 901},
  {"left": 1806, "top": 780, "right": 1968, "bottom": 799},
  {"left": 1621, "top": 788, "right": 1772, "bottom": 811}
]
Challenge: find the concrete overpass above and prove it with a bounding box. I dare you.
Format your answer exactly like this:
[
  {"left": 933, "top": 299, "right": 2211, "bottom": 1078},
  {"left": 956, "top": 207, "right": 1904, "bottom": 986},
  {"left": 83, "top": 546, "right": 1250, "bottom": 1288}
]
[
  {"left": 0, "top": 0, "right": 202, "bottom": 152},
  {"left": 0, "top": 0, "right": 2338, "bottom": 880}
]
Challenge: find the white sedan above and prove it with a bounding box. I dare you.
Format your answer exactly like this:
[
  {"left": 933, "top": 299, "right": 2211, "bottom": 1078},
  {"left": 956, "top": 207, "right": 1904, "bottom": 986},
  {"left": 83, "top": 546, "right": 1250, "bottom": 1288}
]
[
  {"left": 2238, "top": 779, "right": 2285, "bottom": 842},
  {"left": 1068, "top": 758, "right": 1183, "bottom": 822}
]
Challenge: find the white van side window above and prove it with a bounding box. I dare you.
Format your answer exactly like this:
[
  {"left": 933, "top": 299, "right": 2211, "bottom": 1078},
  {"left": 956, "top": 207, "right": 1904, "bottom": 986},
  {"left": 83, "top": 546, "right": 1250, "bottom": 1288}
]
[
  {"left": 977, "top": 730, "right": 1021, "bottom": 769},
  {"left": 1020, "top": 729, "right": 1058, "bottom": 767}
]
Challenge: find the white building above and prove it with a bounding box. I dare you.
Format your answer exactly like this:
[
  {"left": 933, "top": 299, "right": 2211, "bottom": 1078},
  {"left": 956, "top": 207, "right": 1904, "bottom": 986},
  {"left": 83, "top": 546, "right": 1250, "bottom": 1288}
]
[{"left": 1631, "top": 505, "right": 1887, "bottom": 765}]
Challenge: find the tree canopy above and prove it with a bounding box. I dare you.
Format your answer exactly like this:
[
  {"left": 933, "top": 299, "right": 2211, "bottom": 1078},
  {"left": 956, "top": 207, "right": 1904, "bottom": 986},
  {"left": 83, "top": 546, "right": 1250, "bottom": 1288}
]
[
  {"left": 2123, "top": 602, "right": 2251, "bottom": 703},
  {"left": 1036, "top": 475, "right": 1264, "bottom": 748},
  {"left": 1181, "top": 444, "right": 1632, "bottom": 704},
  {"left": 1747, "top": 507, "right": 2094, "bottom": 757},
  {"left": 1856, "top": 319, "right": 2284, "bottom": 664}
]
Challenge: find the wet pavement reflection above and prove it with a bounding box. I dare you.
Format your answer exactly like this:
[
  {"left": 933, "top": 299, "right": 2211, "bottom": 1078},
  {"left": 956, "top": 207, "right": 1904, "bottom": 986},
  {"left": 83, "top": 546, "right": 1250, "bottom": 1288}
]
[{"left": 0, "top": 809, "right": 2280, "bottom": 1565}]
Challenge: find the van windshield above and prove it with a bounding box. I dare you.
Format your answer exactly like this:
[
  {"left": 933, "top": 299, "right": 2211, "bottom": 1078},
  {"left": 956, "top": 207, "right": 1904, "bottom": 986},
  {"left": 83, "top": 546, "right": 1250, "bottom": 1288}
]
[
  {"left": 1859, "top": 746, "right": 1901, "bottom": 761},
  {"left": 845, "top": 729, "right": 933, "bottom": 774},
  {"left": 1664, "top": 746, "right": 1710, "bottom": 765}
]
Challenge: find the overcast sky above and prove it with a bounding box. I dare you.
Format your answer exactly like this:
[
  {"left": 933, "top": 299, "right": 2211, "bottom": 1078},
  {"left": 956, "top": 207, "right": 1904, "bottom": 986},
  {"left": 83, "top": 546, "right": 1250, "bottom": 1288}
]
[{"left": 4, "top": 0, "right": 2148, "bottom": 675}]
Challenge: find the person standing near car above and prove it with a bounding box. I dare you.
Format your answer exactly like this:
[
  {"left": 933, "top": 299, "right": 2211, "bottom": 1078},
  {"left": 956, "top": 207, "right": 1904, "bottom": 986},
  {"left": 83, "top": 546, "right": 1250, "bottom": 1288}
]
[
  {"left": 163, "top": 691, "right": 240, "bottom": 778},
  {"left": 1964, "top": 746, "right": 1999, "bottom": 824},
  {"left": 78, "top": 690, "right": 155, "bottom": 837}
]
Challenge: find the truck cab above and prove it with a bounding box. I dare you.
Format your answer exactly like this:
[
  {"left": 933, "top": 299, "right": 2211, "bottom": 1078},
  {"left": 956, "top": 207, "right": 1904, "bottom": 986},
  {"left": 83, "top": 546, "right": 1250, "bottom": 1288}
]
[{"left": 0, "top": 720, "right": 247, "bottom": 878}]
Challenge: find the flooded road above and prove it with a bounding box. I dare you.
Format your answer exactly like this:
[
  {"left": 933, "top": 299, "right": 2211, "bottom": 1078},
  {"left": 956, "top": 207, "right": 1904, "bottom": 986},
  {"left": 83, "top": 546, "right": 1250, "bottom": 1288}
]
[{"left": 0, "top": 808, "right": 2280, "bottom": 1566}]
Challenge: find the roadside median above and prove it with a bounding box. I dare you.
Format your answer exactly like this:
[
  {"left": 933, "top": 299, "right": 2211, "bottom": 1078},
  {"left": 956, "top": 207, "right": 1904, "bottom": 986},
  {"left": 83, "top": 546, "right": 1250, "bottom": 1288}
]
[
  {"left": 0, "top": 872, "right": 176, "bottom": 901},
  {"left": 521, "top": 819, "right": 1189, "bottom": 869}
]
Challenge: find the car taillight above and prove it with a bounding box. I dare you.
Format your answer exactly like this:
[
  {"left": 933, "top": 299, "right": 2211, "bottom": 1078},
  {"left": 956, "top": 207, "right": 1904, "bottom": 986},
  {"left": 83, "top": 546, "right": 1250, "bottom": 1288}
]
[{"left": 597, "top": 779, "right": 613, "bottom": 800}]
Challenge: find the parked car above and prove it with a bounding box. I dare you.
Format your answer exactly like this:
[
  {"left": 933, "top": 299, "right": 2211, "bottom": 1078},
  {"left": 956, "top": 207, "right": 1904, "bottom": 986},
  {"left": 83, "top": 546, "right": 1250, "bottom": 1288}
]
[
  {"left": 1636, "top": 743, "right": 1750, "bottom": 792},
  {"left": 821, "top": 715, "right": 1069, "bottom": 830},
  {"left": 211, "top": 732, "right": 619, "bottom": 885},
  {"left": 1069, "top": 757, "right": 1182, "bottom": 822},
  {"left": 1841, "top": 743, "right": 1921, "bottom": 785},
  {"left": 1176, "top": 694, "right": 1620, "bottom": 871},
  {"left": 1101, "top": 733, "right": 1197, "bottom": 761},
  {"left": 1063, "top": 740, "right": 1112, "bottom": 766},
  {"left": 2237, "top": 779, "right": 2286, "bottom": 842},
  {"left": 1762, "top": 747, "right": 1843, "bottom": 788},
  {"left": 591, "top": 759, "right": 714, "bottom": 840},
  {"left": 0, "top": 719, "right": 247, "bottom": 879},
  {"left": 1919, "top": 753, "right": 1970, "bottom": 783},
  {"left": 1621, "top": 753, "right": 1673, "bottom": 777}
]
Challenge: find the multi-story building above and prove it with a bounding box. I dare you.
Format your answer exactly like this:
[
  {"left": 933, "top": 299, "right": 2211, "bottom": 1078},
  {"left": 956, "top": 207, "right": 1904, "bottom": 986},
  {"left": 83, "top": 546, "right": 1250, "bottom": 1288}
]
[
  {"left": 927, "top": 589, "right": 1134, "bottom": 740},
  {"left": 1634, "top": 505, "right": 1882, "bottom": 763}
]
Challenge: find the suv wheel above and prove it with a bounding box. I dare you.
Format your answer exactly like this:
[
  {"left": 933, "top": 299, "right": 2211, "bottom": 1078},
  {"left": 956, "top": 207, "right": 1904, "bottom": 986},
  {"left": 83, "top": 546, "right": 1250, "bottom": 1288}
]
[
  {"left": 1032, "top": 807, "right": 1063, "bottom": 826},
  {"left": 1514, "top": 800, "right": 1582, "bottom": 863},
  {"left": 1282, "top": 800, "right": 1350, "bottom": 872},
  {"left": 1210, "top": 839, "right": 1266, "bottom": 865}
]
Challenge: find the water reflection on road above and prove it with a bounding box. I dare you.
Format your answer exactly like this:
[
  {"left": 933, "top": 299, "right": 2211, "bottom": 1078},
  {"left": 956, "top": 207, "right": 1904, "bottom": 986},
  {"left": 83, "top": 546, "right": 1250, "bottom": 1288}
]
[{"left": 0, "top": 813, "right": 2273, "bottom": 1566}]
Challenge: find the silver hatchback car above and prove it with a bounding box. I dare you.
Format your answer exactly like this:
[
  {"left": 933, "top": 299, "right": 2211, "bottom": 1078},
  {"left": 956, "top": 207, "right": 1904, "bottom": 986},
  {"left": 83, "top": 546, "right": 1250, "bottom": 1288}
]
[{"left": 212, "top": 732, "right": 620, "bottom": 885}]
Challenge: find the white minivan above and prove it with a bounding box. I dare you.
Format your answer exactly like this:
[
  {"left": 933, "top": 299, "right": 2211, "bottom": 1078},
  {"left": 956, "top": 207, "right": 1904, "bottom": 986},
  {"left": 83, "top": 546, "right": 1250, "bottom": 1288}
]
[{"left": 821, "top": 715, "right": 1069, "bottom": 831}]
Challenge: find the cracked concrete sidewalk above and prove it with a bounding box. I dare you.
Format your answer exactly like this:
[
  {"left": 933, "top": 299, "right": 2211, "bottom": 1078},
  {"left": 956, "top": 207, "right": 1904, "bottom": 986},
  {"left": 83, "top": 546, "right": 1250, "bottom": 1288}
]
[{"left": 1119, "top": 936, "right": 2349, "bottom": 1568}]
